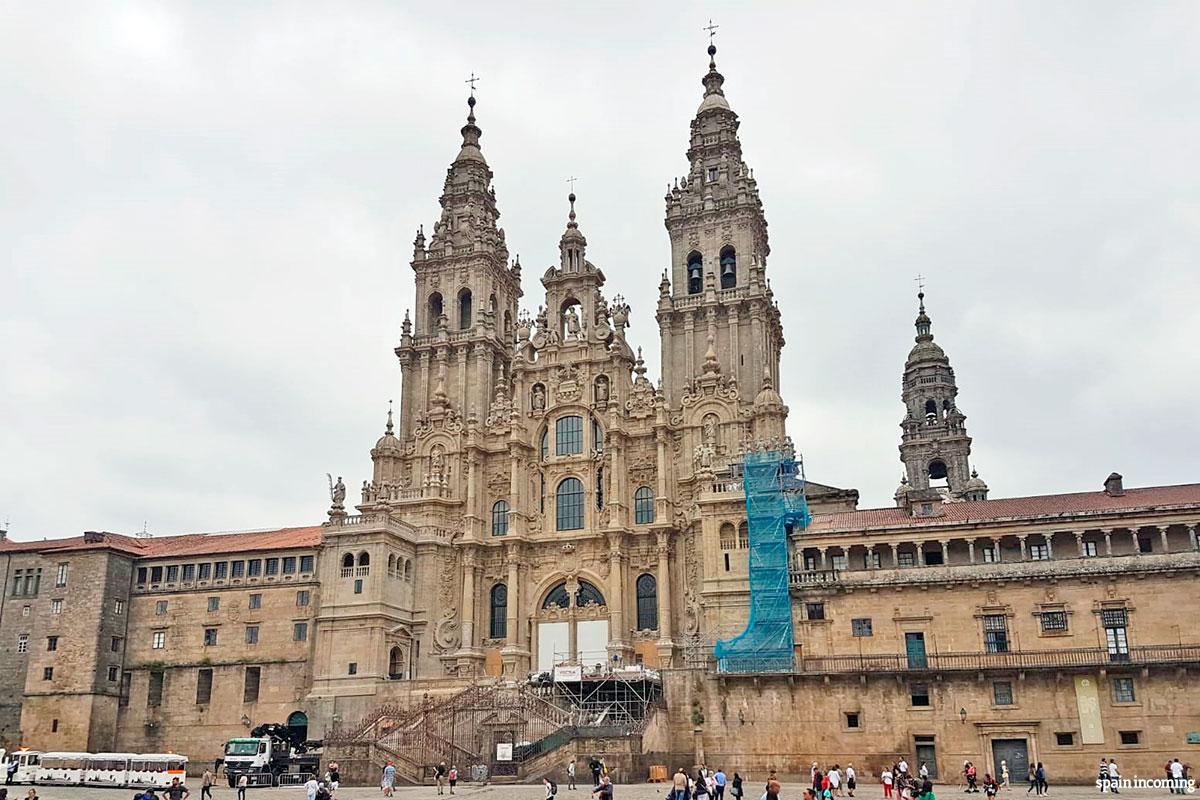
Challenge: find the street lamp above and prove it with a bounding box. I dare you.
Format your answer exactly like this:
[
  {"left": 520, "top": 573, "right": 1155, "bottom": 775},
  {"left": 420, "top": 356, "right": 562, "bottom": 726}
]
[{"left": 959, "top": 707, "right": 968, "bottom": 724}]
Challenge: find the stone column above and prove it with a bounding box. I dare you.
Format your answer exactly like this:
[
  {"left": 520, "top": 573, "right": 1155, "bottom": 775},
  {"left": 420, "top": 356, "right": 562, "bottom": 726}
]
[
  {"left": 506, "top": 546, "right": 520, "bottom": 646},
  {"left": 866, "top": 546, "right": 877, "bottom": 570},
  {"left": 1103, "top": 529, "right": 1113, "bottom": 556},
  {"left": 656, "top": 532, "right": 673, "bottom": 641},
  {"left": 890, "top": 543, "right": 899, "bottom": 567},
  {"left": 1075, "top": 531, "right": 1085, "bottom": 556},
  {"left": 566, "top": 578, "right": 580, "bottom": 663},
  {"left": 1131, "top": 528, "right": 1142, "bottom": 556},
  {"left": 607, "top": 533, "right": 627, "bottom": 651},
  {"left": 915, "top": 542, "right": 925, "bottom": 566},
  {"left": 939, "top": 539, "right": 950, "bottom": 565},
  {"left": 1159, "top": 525, "right": 1170, "bottom": 554},
  {"left": 1018, "top": 535, "right": 1028, "bottom": 561},
  {"left": 1045, "top": 535, "right": 1054, "bottom": 560},
  {"left": 1190, "top": 525, "right": 1199, "bottom": 552},
  {"left": 967, "top": 540, "right": 976, "bottom": 564},
  {"left": 819, "top": 548, "right": 828, "bottom": 570},
  {"left": 460, "top": 549, "right": 478, "bottom": 651}
]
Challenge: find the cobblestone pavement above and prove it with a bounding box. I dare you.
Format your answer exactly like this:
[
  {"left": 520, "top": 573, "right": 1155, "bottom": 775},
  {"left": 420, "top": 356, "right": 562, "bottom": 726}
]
[{"left": 25, "top": 784, "right": 1189, "bottom": 800}]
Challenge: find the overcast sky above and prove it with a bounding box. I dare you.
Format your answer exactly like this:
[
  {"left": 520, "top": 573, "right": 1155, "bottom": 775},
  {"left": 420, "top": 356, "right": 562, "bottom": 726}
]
[{"left": 2, "top": 2, "right": 1198, "bottom": 539}]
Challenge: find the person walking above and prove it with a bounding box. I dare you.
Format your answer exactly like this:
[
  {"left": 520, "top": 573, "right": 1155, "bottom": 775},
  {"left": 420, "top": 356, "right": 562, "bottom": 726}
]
[
  {"left": 1001, "top": 762, "right": 1010, "bottom": 791},
  {"left": 329, "top": 761, "right": 340, "bottom": 796},
  {"left": 1034, "top": 763, "right": 1046, "bottom": 796},
  {"left": 883, "top": 768, "right": 894, "bottom": 799},
  {"left": 592, "top": 775, "right": 614, "bottom": 800},
  {"left": 1169, "top": 759, "right": 1185, "bottom": 795},
  {"left": 590, "top": 758, "right": 603, "bottom": 788},
  {"left": 236, "top": 773, "right": 247, "bottom": 800},
  {"left": 166, "top": 778, "right": 191, "bottom": 800},
  {"left": 673, "top": 768, "right": 689, "bottom": 800},
  {"left": 305, "top": 775, "right": 319, "bottom": 800},
  {"left": 568, "top": 760, "right": 577, "bottom": 791},
  {"left": 830, "top": 766, "right": 842, "bottom": 798},
  {"left": 766, "top": 774, "right": 782, "bottom": 800},
  {"left": 546, "top": 777, "right": 559, "bottom": 800},
  {"left": 715, "top": 768, "right": 728, "bottom": 800},
  {"left": 847, "top": 765, "right": 857, "bottom": 798},
  {"left": 382, "top": 761, "right": 396, "bottom": 798},
  {"left": 1108, "top": 759, "right": 1121, "bottom": 795},
  {"left": 732, "top": 773, "right": 744, "bottom": 800},
  {"left": 449, "top": 765, "right": 459, "bottom": 795},
  {"left": 200, "top": 769, "right": 214, "bottom": 800},
  {"left": 984, "top": 774, "right": 998, "bottom": 799},
  {"left": 1025, "top": 766, "right": 1037, "bottom": 795},
  {"left": 436, "top": 762, "right": 448, "bottom": 795},
  {"left": 694, "top": 769, "right": 711, "bottom": 800}
]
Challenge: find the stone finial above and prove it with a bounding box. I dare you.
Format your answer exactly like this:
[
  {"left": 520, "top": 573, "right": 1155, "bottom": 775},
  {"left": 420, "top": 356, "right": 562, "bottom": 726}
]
[{"left": 702, "top": 332, "right": 721, "bottom": 375}]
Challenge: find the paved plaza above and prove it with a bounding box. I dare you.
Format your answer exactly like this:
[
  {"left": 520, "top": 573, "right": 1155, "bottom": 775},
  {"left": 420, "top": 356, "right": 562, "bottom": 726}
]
[{"left": 24, "top": 784, "right": 1189, "bottom": 800}]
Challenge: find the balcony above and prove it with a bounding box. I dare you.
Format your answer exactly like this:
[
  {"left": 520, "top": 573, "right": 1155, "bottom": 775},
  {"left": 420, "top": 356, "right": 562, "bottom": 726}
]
[
  {"left": 797, "top": 643, "right": 1200, "bottom": 675},
  {"left": 340, "top": 566, "right": 370, "bottom": 578}
]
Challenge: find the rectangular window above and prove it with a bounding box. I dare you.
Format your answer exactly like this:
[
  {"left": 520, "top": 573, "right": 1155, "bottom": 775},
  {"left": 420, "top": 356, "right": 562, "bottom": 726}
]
[
  {"left": 243, "top": 666, "right": 261, "bottom": 703},
  {"left": 1029, "top": 544, "right": 1049, "bottom": 561},
  {"left": 348, "top": 662, "right": 358, "bottom": 675},
  {"left": 851, "top": 618, "right": 873, "bottom": 637},
  {"left": 354, "top": 579, "right": 363, "bottom": 594},
  {"left": 16, "top": 634, "right": 28, "bottom": 653},
  {"left": 983, "top": 614, "right": 1010, "bottom": 653},
  {"left": 924, "top": 549, "right": 944, "bottom": 566},
  {"left": 21, "top": 605, "right": 28, "bottom": 616},
  {"left": 110, "top": 636, "right": 122, "bottom": 652},
  {"left": 1119, "top": 730, "right": 1140, "bottom": 745},
  {"left": 1138, "top": 537, "right": 1153, "bottom": 554},
  {"left": 231, "top": 561, "right": 245, "bottom": 578},
  {"left": 182, "top": 564, "right": 196, "bottom": 582},
  {"left": 10, "top": 569, "right": 22, "bottom": 597},
  {"left": 46, "top": 636, "right": 58, "bottom": 652},
  {"left": 51, "top": 599, "right": 63, "bottom": 615},
  {"left": 981, "top": 546, "right": 998, "bottom": 563},
  {"left": 1112, "top": 677, "right": 1136, "bottom": 703},
  {"left": 804, "top": 554, "right": 818, "bottom": 571},
  {"left": 296, "top": 590, "right": 310, "bottom": 607},
  {"left": 1083, "top": 541, "right": 1098, "bottom": 557},
  {"left": 150, "top": 565, "right": 163, "bottom": 583},
  {"left": 166, "top": 565, "right": 179, "bottom": 582},
  {"left": 245, "top": 625, "right": 259, "bottom": 645},
  {"left": 207, "top": 596, "right": 220, "bottom": 612},
  {"left": 203, "top": 628, "right": 218, "bottom": 646},
  {"left": 148, "top": 671, "right": 164, "bottom": 707},
  {"left": 1040, "top": 611, "right": 1069, "bottom": 632},
  {"left": 898, "top": 552, "right": 916, "bottom": 567},
  {"left": 248, "top": 593, "right": 262, "bottom": 610},
  {"left": 555, "top": 415, "right": 584, "bottom": 455},
  {"left": 43, "top": 666, "right": 53, "bottom": 681},
  {"left": 265, "top": 558, "right": 279, "bottom": 576},
  {"left": 830, "top": 554, "right": 848, "bottom": 572},
  {"left": 1055, "top": 732, "right": 1075, "bottom": 746},
  {"left": 55, "top": 563, "right": 68, "bottom": 588},
  {"left": 300, "top": 555, "right": 314, "bottom": 573},
  {"left": 136, "top": 567, "right": 148, "bottom": 585},
  {"left": 723, "top": 553, "right": 730, "bottom": 572},
  {"left": 993, "top": 681, "right": 1014, "bottom": 705},
  {"left": 283, "top": 556, "right": 297, "bottom": 574},
  {"left": 152, "top": 631, "right": 166, "bottom": 649},
  {"left": 910, "top": 684, "right": 931, "bottom": 707},
  {"left": 155, "top": 600, "right": 168, "bottom": 615},
  {"left": 247, "top": 559, "right": 262, "bottom": 577},
  {"left": 114, "top": 598, "right": 125, "bottom": 615},
  {"left": 214, "top": 562, "right": 228, "bottom": 579},
  {"left": 196, "top": 668, "right": 213, "bottom": 704},
  {"left": 107, "top": 665, "right": 119, "bottom": 682},
  {"left": 198, "top": 562, "right": 212, "bottom": 580},
  {"left": 293, "top": 622, "right": 309, "bottom": 642},
  {"left": 863, "top": 552, "right": 882, "bottom": 569},
  {"left": 806, "top": 602, "right": 825, "bottom": 621},
  {"left": 845, "top": 712, "right": 860, "bottom": 729},
  {"left": 1103, "top": 609, "right": 1130, "bottom": 661}
]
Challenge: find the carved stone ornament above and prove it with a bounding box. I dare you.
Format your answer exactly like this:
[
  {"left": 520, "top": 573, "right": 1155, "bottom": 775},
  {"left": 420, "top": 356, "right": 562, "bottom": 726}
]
[{"left": 433, "top": 607, "right": 461, "bottom": 653}]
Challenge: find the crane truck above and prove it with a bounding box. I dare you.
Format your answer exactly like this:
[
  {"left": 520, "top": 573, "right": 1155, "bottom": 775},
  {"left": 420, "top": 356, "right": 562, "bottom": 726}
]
[{"left": 223, "top": 723, "right": 321, "bottom": 787}]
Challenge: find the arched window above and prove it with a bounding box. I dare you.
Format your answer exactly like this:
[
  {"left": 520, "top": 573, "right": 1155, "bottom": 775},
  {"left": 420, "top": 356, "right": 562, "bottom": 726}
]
[
  {"left": 404, "top": 560, "right": 412, "bottom": 581},
  {"left": 491, "top": 500, "right": 510, "bottom": 537},
  {"left": 543, "top": 583, "right": 571, "bottom": 609},
  {"left": 489, "top": 584, "right": 508, "bottom": 639},
  {"left": 428, "top": 292, "right": 443, "bottom": 332},
  {"left": 719, "top": 522, "right": 736, "bottom": 550},
  {"left": 555, "top": 416, "right": 584, "bottom": 456},
  {"left": 720, "top": 246, "right": 737, "bottom": 289},
  {"left": 687, "top": 252, "right": 703, "bottom": 295},
  {"left": 488, "top": 293, "right": 497, "bottom": 313},
  {"left": 388, "top": 646, "right": 404, "bottom": 679},
  {"left": 928, "top": 459, "right": 948, "bottom": 481},
  {"left": 592, "top": 418, "right": 604, "bottom": 453},
  {"left": 357, "top": 552, "right": 370, "bottom": 567},
  {"left": 341, "top": 553, "right": 354, "bottom": 569},
  {"left": 636, "top": 574, "right": 658, "bottom": 630},
  {"left": 924, "top": 399, "right": 937, "bottom": 417},
  {"left": 387, "top": 554, "right": 396, "bottom": 575},
  {"left": 556, "top": 477, "right": 584, "bottom": 531},
  {"left": 458, "top": 289, "right": 472, "bottom": 329},
  {"left": 287, "top": 711, "right": 309, "bottom": 741},
  {"left": 575, "top": 581, "right": 605, "bottom": 607},
  {"left": 539, "top": 429, "right": 549, "bottom": 460},
  {"left": 504, "top": 310, "right": 513, "bottom": 339},
  {"left": 634, "top": 487, "right": 655, "bottom": 524},
  {"left": 737, "top": 521, "right": 749, "bottom": 549}
]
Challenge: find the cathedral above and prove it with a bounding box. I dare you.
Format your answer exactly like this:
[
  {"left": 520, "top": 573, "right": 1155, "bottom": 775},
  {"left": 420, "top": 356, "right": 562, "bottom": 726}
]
[{"left": 2, "top": 42, "right": 1197, "bottom": 784}]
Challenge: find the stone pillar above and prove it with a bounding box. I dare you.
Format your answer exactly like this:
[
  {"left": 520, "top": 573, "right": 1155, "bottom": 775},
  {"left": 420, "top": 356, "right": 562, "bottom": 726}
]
[
  {"left": 1103, "top": 529, "right": 1113, "bottom": 556},
  {"left": 1075, "top": 531, "right": 1085, "bottom": 556},
  {"left": 1190, "top": 524, "right": 1199, "bottom": 552},
  {"left": 1132, "top": 528, "right": 1142, "bottom": 556},
  {"left": 506, "top": 547, "right": 520, "bottom": 646},
  {"left": 819, "top": 548, "right": 828, "bottom": 570},
  {"left": 866, "top": 546, "right": 876, "bottom": 570},
  {"left": 1046, "top": 535, "right": 1054, "bottom": 560},
  {"left": 656, "top": 532, "right": 673, "bottom": 640},
  {"left": 1159, "top": 525, "right": 1170, "bottom": 554},
  {"left": 1018, "top": 536, "right": 1028, "bottom": 561},
  {"left": 967, "top": 540, "right": 976, "bottom": 564},
  {"left": 890, "top": 543, "right": 899, "bottom": 567},
  {"left": 939, "top": 539, "right": 950, "bottom": 565},
  {"left": 607, "top": 533, "right": 628, "bottom": 658},
  {"left": 460, "top": 549, "right": 478, "bottom": 651},
  {"left": 915, "top": 542, "right": 925, "bottom": 567}
]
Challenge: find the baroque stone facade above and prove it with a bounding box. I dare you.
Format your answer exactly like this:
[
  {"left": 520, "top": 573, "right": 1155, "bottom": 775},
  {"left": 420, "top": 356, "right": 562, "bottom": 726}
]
[{"left": 3, "top": 44, "right": 1198, "bottom": 781}]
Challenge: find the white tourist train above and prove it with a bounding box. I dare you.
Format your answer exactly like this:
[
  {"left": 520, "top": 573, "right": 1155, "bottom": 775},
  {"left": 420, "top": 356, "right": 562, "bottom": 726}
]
[{"left": 0, "top": 749, "right": 187, "bottom": 787}]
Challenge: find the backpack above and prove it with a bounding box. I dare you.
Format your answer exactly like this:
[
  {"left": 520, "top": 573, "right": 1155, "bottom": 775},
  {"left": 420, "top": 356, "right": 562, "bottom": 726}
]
[{"left": 550, "top": 781, "right": 558, "bottom": 796}]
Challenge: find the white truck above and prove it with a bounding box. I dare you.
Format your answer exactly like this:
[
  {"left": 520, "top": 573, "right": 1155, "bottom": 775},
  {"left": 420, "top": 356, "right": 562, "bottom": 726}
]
[{"left": 223, "top": 724, "right": 320, "bottom": 787}]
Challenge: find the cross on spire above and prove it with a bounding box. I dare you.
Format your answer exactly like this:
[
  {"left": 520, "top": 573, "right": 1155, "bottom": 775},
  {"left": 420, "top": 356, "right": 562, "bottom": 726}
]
[
  {"left": 465, "top": 72, "right": 479, "bottom": 97},
  {"left": 566, "top": 175, "right": 578, "bottom": 193},
  {"left": 703, "top": 19, "right": 719, "bottom": 44},
  {"left": 914, "top": 273, "right": 926, "bottom": 293}
]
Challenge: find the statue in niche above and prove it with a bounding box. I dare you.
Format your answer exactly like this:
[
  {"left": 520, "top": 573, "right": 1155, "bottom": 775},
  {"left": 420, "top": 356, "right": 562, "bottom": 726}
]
[
  {"left": 532, "top": 384, "right": 547, "bottom": 412},
  {"left": 702, "top": 414, "right": 719, "bottom": 450},
  {"left": 564, "top": 305, "right": 581, "bottom": 339},
  {"left": 594, "top": 375, "right": 609, "bottom": 403}
]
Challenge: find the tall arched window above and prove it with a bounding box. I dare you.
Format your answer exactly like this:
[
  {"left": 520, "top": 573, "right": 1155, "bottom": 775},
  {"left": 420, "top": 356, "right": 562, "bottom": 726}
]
[
  {"left": 687, "top": 252, "right": 703, "bottom": 295},
  {"left": 428, "top": 292, "right": 443, "bottom": 332},
  {"left": 575, "top": 581, "right": 605, "bottom": 607},
  {"left": 489, "top": 584, "right": 508, "bottom": 639},
  {"left": 387, "top": 554, "right": 396, "bottom": 576},
  {"left": 720, "top": 246, "right": 737, "bottom": 289},
  {"left": 556, "top": 416, "right": 584, "bottom": 456},
  {"left": 539, "top": 429, "right": 549, "bottom": 460},
  {"left": 388, "top": 647, "right": 405, "bottom": 679},
  {"left": 543, "top": 583, "right": 571, "bottom": 609},
  {"left": 287, "top": 711, "right": 309, "bottom": 741},
  {"left": 924, "top": 399, "right": 937, "bottom": 417},
  {"left": 636, "top": 574, "right": 658, "bottom": 630},
  {"left": 403, "top": 559, "right": 412, "bottom": 581},
  {"left": 634, "top": 487, "right": 655, "bottom": 524},
  {"left": 556, "top": 477, "right": 584, "bottom": 531},
  {"left": 357, "top": 552, "right": 370, "bottom": 567},
  {"left": 928, "top": 459, "right": 948, "bottom": 482},
  {"left": 341, "top": 553, "right": 354, "bottom": 569},
  {"left": 491, "top": 500, "right": 510, "bottom": 537},
  {"left": 458, "top": 289, "right": 473, "bottom": 329}
]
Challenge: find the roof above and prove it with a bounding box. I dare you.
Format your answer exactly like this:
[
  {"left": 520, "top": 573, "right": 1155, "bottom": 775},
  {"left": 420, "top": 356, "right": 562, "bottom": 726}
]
[
  {"left": 808, "top": 483, "right": 1200, "bottom": 532},
  {"left": 0, "top": 525, "right": 324, "bottom": 560}
]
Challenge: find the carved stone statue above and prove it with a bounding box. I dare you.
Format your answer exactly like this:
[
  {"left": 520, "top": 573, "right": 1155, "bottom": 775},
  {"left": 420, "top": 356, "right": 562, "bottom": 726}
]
[
  {"left": 327, "top": 474, "right": 346, "bottom": 507},
  {"left": 532, "top": 384, "right": 547, "bottom": 412},
  {"left": 564, "top": 305, "right": 581, "bottom": 338},
  {"left": 594, "top": 375, "right": 609, "bottom": 403}
]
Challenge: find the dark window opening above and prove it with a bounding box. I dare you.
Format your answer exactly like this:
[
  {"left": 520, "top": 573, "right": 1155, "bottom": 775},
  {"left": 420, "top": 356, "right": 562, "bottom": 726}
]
[
  {"left": 1119, "top": 730, "right": 1140, "bottom": 745},
  {"left": 719, "top": 246, "right": 736, "bottom": 289},
  {"left": 910, "top": 684, "right": 931, "bottom": 707},
  {"left": 687, "top": 252, "right": 703, "bottom": 294},
  {"left": 1055, "top": 732, "right": 1074, "bottom": 746}
]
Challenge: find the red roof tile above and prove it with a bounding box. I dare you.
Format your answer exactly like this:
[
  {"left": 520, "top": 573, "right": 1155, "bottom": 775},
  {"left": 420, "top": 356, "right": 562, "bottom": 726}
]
[
  {"left": 808, "top": 483, "right": 1200, "bottom": 532},
  {"left": 0, "top": 525, "right": 324, "bottom": 559}
]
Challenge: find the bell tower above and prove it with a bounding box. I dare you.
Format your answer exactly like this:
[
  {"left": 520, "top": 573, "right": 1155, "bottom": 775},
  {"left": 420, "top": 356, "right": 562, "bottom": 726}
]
[
  {"left": 394, "top": 93, "right": 523, "bottom": 439},
  {"left": 657, "top": 42, "right": 783, "bottom": 411},
  {"left": 898, "top": 291, "right": 988, "bottom": 502}
]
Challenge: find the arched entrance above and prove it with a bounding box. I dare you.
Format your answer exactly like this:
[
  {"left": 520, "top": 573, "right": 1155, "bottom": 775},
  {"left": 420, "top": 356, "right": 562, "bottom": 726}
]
[
  {"left": 287, "top": 710, "right": 308, "bottom": 742},
  {"left": 535, "top": 579, "right": 609, "bottom": 673}
]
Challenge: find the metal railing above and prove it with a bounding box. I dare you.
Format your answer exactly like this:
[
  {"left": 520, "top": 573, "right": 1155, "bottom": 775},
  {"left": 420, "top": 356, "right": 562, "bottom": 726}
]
[{"left": 798, "top": 644, "right": 1200, "bottom": 675}]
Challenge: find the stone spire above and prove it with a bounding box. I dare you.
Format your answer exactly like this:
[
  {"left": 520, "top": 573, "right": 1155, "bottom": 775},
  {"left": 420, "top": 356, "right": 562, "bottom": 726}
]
[
  {"left": 558, "top": 192, "right": 587, "bottom": 272},
  {"left": 898, "top": 291, "right": 986, "bottom": 501}
]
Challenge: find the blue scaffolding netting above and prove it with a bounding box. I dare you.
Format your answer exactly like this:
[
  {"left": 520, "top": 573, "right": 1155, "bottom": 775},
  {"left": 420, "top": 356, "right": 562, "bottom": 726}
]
[{"left": 714, "top": 450, "right": 812, "bottom": 673}]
